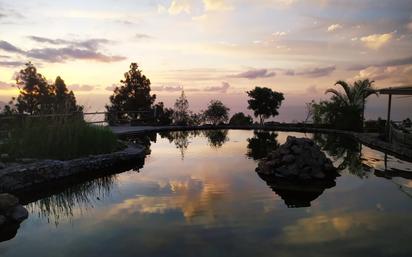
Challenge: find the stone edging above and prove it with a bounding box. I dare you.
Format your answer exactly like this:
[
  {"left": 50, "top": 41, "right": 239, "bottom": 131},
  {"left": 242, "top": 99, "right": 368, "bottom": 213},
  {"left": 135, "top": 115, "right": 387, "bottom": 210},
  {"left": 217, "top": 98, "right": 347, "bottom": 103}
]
[{"left": 0, "top": 145, "right": 146, "bottom": 193}]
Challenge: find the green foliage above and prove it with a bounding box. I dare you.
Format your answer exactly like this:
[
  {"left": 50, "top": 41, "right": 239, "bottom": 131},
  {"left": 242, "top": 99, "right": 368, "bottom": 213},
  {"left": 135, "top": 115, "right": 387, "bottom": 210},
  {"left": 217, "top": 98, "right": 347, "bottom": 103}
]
[
  {"left": 247, "top": 87, "right": 284, "bottom": 124},
  {"left": 229, "top": 112, "right": 253, "bottom": 125},
  {"left": 203, "top": 100, "right": 230, "bottom": 125},
  {"left": 106, "top": 63, "right": 156, "bottom": 123},
  {"left": 0, "top": 118, "right": 119, "bottom": 160},
  {"left": 11, "top": 62, "right": 82, "bottom": 115}
]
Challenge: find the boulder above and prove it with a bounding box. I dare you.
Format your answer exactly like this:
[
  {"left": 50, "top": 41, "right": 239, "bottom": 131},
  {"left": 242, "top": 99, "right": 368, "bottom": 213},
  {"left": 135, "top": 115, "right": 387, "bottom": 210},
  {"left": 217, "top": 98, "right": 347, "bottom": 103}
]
[
  {"left": 0, "top": 194, "right": 19, "bottom": 212},
  {"left": 8, "top": 205, "right": 29, "bottom": 222},
  {"left": 256, "top": 136, "right": 339, "bottom": 181}
]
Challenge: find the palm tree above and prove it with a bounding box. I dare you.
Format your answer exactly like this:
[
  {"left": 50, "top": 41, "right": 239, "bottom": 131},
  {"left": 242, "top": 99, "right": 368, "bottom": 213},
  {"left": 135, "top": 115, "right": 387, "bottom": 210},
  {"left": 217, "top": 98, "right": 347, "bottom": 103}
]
[{"left": 325, "top": 79, "right": 376, "bottom": 127}]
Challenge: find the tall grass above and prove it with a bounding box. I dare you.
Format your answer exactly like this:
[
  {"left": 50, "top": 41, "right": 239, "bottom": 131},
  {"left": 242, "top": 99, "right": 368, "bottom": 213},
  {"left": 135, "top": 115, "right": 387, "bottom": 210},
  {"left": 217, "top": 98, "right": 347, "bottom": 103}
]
[{"left": 1, "top": 117, "right": 119, "bottom": 160}]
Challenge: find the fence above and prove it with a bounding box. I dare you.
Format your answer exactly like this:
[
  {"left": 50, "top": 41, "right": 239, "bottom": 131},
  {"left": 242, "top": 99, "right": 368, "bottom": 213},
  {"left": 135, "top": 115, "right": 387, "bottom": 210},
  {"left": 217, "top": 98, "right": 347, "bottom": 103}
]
[{"left": 0, "top": 110, "right": 157, "bottom": 136}]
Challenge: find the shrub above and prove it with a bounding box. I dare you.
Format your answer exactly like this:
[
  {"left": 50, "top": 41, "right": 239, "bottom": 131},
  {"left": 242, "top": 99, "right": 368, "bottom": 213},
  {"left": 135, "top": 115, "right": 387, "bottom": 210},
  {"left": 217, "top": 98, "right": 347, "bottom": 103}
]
[{"left": 0, "top": 117, "right": 119, "bottom": 160}]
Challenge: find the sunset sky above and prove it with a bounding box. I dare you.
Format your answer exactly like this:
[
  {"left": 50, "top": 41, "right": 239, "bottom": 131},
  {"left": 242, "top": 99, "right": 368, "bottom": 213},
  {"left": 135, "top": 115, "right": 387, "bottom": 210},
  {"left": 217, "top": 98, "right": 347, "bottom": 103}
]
[{"left": 0, "top": 0, "right": 411, "bottom": 121}]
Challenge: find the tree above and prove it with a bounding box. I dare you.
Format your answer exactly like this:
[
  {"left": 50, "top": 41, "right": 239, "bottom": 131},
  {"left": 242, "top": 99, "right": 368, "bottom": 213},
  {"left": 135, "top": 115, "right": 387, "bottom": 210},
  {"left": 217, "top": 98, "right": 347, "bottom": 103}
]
[
  {"left": 154, "top": 102, "right": 174, "bottom": 125},
  {"left": 203, "top": 100, "right": 230, "bottom": 125},
  {"left": 173, "top": 90, "right": 190, "bottom": 125},
  {"left": 247, "top": 87, "right": 284, "bottom": 124},
  {"left": 12, "top": 62, "right": 82, "bottom": 115},
  {"left": 106, "top": 63, "right": 156, "bottom": 122},
  {"left": 229, "top": 112, "right": 253, "bottom": 125},
  {"left": 15, "top": 62, "right": 54, "bottom": 114},
  {"left": 325, "top": 79, "right": 376, "bottom": 127},
  {"left": 54, "top": 76, "right": 83, "bottom": 113}
]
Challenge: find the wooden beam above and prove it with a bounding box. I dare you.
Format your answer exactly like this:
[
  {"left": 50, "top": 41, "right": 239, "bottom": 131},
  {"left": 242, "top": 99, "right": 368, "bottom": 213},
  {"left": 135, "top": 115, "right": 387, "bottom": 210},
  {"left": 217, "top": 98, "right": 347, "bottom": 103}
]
[{"left": 385, "top": 94, "right": 392, "bottom": 141}]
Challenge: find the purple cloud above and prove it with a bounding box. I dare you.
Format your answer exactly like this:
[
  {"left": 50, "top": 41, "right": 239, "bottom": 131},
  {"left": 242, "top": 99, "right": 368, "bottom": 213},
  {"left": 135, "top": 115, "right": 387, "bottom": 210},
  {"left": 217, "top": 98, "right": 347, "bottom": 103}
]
[{"left": 232, "top": 69, "right": 276, "bottom": 79}]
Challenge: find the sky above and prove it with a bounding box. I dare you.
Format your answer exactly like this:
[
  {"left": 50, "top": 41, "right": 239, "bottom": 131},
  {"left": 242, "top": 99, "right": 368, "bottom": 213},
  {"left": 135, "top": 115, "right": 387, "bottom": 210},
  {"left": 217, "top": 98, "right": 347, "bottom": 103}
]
[{"left": 0, "top": 0, "right": 411, "bottom": 121}]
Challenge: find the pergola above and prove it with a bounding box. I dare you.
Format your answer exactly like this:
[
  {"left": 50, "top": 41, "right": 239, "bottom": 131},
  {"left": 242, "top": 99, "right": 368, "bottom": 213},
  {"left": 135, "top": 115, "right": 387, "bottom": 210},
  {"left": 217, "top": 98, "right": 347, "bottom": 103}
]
[{"left": 376, "top": 86, "right": 412, "bottom": 139}]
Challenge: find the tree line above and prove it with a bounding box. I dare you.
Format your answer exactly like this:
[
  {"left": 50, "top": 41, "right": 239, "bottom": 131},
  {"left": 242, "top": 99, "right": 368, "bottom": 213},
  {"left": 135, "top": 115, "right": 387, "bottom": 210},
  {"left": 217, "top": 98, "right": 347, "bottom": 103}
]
[{"left": 1, "top": 61, "right": 376, "bottom": 131}]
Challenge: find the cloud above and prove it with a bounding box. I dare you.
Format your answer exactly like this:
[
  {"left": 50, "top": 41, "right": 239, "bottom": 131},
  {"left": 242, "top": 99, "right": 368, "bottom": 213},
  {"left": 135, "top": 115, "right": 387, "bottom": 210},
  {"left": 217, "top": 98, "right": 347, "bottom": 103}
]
[
  {"left": 0, "top": 60, "right": 26, "bottom": 67},
  {"left": 0, "top": 81, "right": 13, "bottom": 89},
  {"left": 166, "top": 0, "right": 193, "bottom": 15},
  {"left": 26, "top": 47, "right": 125, "bottom": 63},
  {"left": 327, "top": 24, "right": 343, "bottom": 32},
  {"left": 296, "top": 66, "right": 336, "bottom": 77},
  {"left": 135, "top": 33, "right": 153, "bottom": 40},
  {"left": 354, "top": 64, "right": 412, "bottom": 83},
  {"left": 203, "top": 0, "right": 232, "bottom": 11},
  {"left": 152, "top": 85, "right": 183, "bottom": 92},
  {"left": 360, "top": 32, "right": 394, "bottom": 50},
  {"left": 0, "top": 37, "right": 126, "bottom": 63},
  {"left": 231, "top": 69, "right": 276, "bottom": 79},
  {"left": 68, "top": 84, "right": 95, "bottom": 91},
  {"left": 204, "top": 82, "right": 230, "bottom": 93},
  {"left": 0, "top": 40, "right": 24, "bottom": 54},
  {"left": 272, "top": 31, "right": 287, "bottom": 37},
  {"left": 105, "top": 84, "right": 118, "bottom": 91},
  {"left": 283, "top": 69, "right": 295, "bottom": 76}
]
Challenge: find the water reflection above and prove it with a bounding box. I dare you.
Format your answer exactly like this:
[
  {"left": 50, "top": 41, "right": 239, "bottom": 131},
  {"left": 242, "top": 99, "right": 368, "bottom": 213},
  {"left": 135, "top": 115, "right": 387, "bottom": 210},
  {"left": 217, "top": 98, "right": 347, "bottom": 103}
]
[
  {"left": 246, "top": 131, "right": 279, "bottom": 160},
  {"left": 257, "top": 174, "right": 337, "bottom": 208},
  {"left": 159, "top": 130, "right": 229, "bottom": 159},
  {"left": 25, "top": 175, "right": 117, "bottom": 226},
  {"left": 313, "top": 133, "right": 371, "bottom": 178},
  {"left": 2, "top": 130, "right": 412, "bottom": 257},
  {"left": 202, "top": 130, "right": 229, "bottom": 149}
]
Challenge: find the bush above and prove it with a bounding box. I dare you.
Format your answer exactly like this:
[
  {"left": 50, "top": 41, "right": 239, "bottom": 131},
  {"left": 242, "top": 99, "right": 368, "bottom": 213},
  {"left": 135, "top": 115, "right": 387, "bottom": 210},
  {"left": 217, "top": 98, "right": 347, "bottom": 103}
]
[
  {"left": 0, "top": 117, "right": 119, "bottom": 160},
  {"left": 229, "top": 112, "right": 253, "bottom": 125}
]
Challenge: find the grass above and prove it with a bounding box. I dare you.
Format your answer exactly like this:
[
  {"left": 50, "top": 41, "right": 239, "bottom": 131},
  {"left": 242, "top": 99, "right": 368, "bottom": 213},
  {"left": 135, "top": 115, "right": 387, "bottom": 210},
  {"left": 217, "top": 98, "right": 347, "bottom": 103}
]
[{"left": 0, "top": 117, "right": 120, "bottom": 160}]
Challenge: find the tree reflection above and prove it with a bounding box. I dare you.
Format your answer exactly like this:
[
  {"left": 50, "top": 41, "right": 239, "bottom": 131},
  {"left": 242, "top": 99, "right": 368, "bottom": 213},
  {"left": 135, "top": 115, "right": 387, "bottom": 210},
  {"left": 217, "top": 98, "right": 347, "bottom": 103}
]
[
  {"left": 160, "top": 131, "right": 192, "bottom": 159},
  {"left": 15, "top": 155, "right": 146, "bottom": 226},
  {"left": 246, "top": 131, "right": 279, "bottom": 160},
  {"left": 26, "top": 175, "right": 117, "bottom": 226},
  {"left": 312, "top": 133, "right": 371, "bottom": 178},
  {"left": 202, "top": 130, "right": 229, "bottom": 149}
]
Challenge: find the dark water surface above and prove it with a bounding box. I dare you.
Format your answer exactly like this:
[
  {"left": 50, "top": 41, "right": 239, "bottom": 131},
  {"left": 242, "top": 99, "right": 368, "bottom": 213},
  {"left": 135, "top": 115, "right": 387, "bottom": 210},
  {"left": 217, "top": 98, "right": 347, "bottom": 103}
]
[{"left": 1, "top": 130, "right": 412, "bottom": 257}]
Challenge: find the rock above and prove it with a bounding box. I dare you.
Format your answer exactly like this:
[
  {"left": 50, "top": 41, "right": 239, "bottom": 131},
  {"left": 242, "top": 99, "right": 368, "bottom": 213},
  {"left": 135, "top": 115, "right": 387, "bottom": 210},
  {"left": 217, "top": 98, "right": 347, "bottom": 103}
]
[
  {"left": 0, "top": 162, "right": 5, "bottom": 169},
  {"left": 256, "top": 136, "right": 338, "bottom": 182},
  {"left": 291, "top": 145, "right": 302, "bottom": 154},
  {"left": 0, "top": 153, "right": 9, "bottom": 161},
  {"left": 7, "top": 205, "right": 28, "bottom": 222},
  {"left": 0, "top": 215, "right": 6, "bottom": 227},
  {"left": 0, "top": 194, "right": 19, "bottom": 212},
  {"left": 282, "top": 154, "right": 295, "bottom": 164}
]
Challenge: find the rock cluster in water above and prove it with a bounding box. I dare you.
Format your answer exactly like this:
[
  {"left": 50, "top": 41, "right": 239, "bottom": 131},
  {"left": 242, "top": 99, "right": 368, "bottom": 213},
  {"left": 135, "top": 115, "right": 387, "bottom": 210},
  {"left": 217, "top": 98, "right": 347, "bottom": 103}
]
[
  {"left": 257, "top": 136, "right": 337, "bottom": 180},
  {"left": 0, "top": 193, "right": 29, "bottom": 242}
]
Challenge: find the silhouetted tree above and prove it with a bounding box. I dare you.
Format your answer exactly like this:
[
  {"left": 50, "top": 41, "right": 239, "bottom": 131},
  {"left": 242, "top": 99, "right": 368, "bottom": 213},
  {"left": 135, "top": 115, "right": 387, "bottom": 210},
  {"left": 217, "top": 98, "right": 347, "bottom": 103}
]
[
  {"left": 325, "top": 79, "right": 376, "bottom": 127},
  {"left": 11, "top": 63, "right": 82, "bottom": 115},
  {"left": 154, "top": 102, "right": 174, "bottom": 125},
  {"left": 173, "top": 90, "right": 190, "bottom": 125},
  {"left": 15, "top": 62, "right": 53, "bottom": 114},
  {"left": 54, "top": 76, "right": 83, "bottom": 113},
  {"left": 247, "top": 87, "right": 284, "bottom": 124},
  {"left": 106, "top": 63, "right": 156, "bottom": 123},
  {"left": 247, "top": 131, "right": 279, "bottom": 160},
  {"left": 203, "top": 100, "right": 230, "bottom": 125},
  {"left": 229, "top": 112, "right": 253, "bottom": 125}
]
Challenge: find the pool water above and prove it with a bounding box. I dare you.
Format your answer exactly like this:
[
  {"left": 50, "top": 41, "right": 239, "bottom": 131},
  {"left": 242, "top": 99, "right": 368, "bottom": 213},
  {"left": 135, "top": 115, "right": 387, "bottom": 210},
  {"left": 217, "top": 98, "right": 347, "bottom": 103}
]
[{"left": 1, "top": 130, "right": 412, "bottom": 257}]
